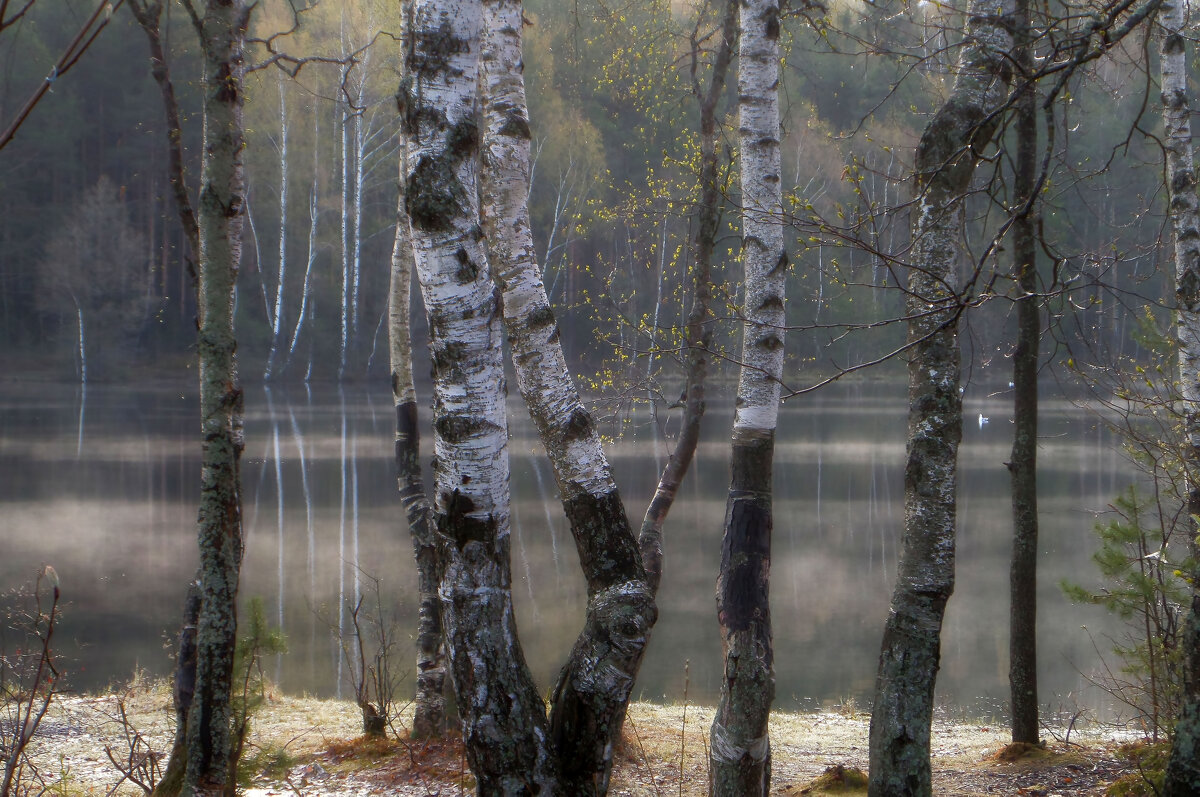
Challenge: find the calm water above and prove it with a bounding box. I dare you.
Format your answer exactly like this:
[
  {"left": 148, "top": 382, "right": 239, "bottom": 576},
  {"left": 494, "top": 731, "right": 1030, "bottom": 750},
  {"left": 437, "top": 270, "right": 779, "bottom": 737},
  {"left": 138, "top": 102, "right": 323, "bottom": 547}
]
[{"left": 0, "top": 379, "right": 1130, "bottom": 718}]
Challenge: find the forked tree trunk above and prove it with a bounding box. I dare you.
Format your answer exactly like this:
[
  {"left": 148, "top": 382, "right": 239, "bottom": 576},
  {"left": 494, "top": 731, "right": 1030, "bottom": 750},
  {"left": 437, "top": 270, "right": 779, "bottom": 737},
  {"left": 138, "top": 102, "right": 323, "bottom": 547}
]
[
  {"left": 709, "top": 1, "right": 786, "bottom": 793},
  {"left": 400, "top": 0, "right": 553, "bottom": 790},
  {"left": 183, "top": 2, "right": 250, "bottom": 794},
  {"left": 1162, "top": 0, "right": 1200, "bottom": 788},
  {"left": 868, "top": 1, "right": 1013, "bottom": 793},
  {"left": 477, "top": 1, "right": 656, "bottom": 791},
  {"left": 638, "top": 0, "right": 736, "bottom": 595},
  {"left": 1007, "top": 0, "right": 1041, "bottom": 746},
  {"left": 388, "top": 144, "right": 446, "bottom": 740}
]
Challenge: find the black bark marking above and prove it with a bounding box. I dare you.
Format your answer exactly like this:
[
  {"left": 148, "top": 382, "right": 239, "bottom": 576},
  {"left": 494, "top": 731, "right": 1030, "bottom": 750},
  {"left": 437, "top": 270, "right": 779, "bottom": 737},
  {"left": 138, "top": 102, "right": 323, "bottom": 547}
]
[
  {"left": 438, "top": 489, "right": 496, "bottom": 550},
  {"left": 435, "top": 414, "right": 501, "bottom": 444},
  {"left": 769, "top": 250, "right": 789, "bottom": 276},
  {"left": 454, "top": 247, "right": 479, "bottom": 283},
  {"left": 431, "top": 341, "right": 467, "bottom": 378},
  {"left": 407, "top": 154, "right": 465, "bottom": 232},
  {"left": 718, "top": 437, "right": 774, "bottom": 634},
  {"left": 214, "top": 63, "right": 238, "bottom": 103},
  {"left": 407, "top": 20, "right": 471, "bottom": 78},
  {"left": 447, "top": 118, "right": 480, "bottom": 159},
  {"left": 527, "top": 305, "right": 556, "bottom": 329},
  {"left": 562, "top": 407, "right": 594, "bottom": 444},
  {"left": 395, "top": 401, "right": 420, "bottom": 477},
  {"left": 763, "top": 5, "right": 781, "bottom": 40},
  {"left": 497, "top": 110, "right": 531, "bottom": 140},
  {"left": 756, "top": 295, "right": 784, "bottom": 313}
]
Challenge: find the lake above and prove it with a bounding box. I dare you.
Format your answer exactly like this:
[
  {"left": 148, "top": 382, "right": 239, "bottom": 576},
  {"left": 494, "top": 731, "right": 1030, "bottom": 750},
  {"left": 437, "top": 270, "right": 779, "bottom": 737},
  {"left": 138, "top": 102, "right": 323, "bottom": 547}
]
[{"left": 0, "top": 378, "right": 1133, "bottom": 721}]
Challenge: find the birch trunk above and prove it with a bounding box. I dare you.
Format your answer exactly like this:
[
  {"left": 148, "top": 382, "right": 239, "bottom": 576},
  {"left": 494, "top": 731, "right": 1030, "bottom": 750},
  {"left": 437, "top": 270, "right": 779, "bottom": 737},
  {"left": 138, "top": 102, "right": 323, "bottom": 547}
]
[
  {"left": 338, "top": 12, "right": 351, "bottom": 381},
  {"left": 1161, "top": 0, "right": 1200, "bottom": 786},
  {"left": 478, "top": 2, "right": 656, "bottom": 790},
  {"left": 1007, "top": 0, "right": 1040, "bottom": 745},
  {"left": 184, "top": 1, "right": 249, "bottom": 794},
  {"left": 263, "top": 74, "right": 288, "bottom": 382},
  {"left": 388, "top": 153, "right": 446, "bottom": 740},
  {"left": 638, "top": 0, "right": 736, "bottom": 594},
  {"left": 285, "top": 105, "right": 320, "bottom": 376},
  {"left": 868, "top": 1, "right": 1013, "bottom": 792},
  {"left": 400, "top": 0, "right": 553, "bottom": 790},
  {"left": 709, "top": 1, "right": 785, "bottom": 792}
]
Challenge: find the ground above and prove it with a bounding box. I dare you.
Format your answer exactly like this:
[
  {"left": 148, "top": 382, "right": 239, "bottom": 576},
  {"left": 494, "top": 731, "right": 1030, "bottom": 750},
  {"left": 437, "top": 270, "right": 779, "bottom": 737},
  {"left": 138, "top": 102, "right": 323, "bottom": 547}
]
[{"left": 14, "top": 680, "right": 1152, "bottom": 796}]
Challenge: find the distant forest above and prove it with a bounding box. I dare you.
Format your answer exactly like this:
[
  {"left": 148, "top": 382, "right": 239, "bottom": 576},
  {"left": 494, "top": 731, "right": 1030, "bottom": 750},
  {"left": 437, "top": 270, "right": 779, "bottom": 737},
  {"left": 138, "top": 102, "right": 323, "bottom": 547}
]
[{"left": 0, "top": 0, "right": 1169, "bottom": 389}]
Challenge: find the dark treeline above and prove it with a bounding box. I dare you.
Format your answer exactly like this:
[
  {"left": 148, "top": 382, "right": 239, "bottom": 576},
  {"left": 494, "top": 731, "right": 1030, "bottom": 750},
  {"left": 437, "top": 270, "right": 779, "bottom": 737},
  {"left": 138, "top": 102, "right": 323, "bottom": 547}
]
[{"left": 0, "top": 0, "right": 1171, "bottom": 390}]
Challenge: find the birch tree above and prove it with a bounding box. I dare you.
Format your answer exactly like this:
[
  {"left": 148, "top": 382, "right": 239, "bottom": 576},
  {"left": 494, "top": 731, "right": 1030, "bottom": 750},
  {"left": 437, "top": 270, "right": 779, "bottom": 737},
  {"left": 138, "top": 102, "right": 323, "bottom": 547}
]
[
  {"left": 867, "top": 0, "right": 1014, "bottom": 791},
  {"left": 638, "top": 0, "right": 737, "bottom": 594},
  {"left": 709, "top": 0, "right": 786, "bottom": 792},
  {"left": 1161, "top": 0, "right": 1200, "bottom": 785},
  {"left": 396, "top": 0, "right": 658, "bottom": 789},
  {"left": 478, "top": 0, "right": 656, "bottom": 789},
  {"left": 399, "top": 0, "right": 552, "bottom": 788},
  {"left": 262, "top": 73, "right": 289, "bottom": 382},
  {"left": 181, "top": 0, "right": 250, "bottom": 793},
  {"left": 388, "top": 110, "right": 445, "bottom": 738}
]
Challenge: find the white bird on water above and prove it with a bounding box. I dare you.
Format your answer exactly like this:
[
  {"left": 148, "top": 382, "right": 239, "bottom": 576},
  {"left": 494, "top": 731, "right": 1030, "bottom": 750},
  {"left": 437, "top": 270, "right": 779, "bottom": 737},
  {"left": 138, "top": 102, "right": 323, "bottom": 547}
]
[{"left": 978, "top": 413, "right": 989, "bottom": 428}]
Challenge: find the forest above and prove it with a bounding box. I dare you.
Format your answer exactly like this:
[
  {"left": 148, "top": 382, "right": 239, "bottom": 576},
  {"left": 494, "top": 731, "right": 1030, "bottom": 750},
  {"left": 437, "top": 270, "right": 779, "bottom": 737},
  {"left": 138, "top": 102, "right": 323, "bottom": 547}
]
[{"left": 3, "top": 0, "right": 1200, "bottom": 794}]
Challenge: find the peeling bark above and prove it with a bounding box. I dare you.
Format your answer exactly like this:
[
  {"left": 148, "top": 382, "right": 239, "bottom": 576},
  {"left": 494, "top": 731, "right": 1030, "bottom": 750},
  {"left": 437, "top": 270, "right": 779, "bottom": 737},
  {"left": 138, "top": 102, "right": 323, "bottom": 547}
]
[
  {"left": 710, "top": 1, "right": 785, "bottom": 793},
  {"left": 868, "top": 0, "right": 1013, "bottom": 792},
  {"left": 1161, "top": 0, "right": 1200, "bottom": 788}
]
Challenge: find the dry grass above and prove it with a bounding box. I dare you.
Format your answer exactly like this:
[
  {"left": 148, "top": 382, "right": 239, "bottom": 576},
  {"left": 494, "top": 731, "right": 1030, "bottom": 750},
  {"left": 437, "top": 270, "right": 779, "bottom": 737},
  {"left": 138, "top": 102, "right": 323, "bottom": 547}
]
[{"left": 13, "top": 682, "right": 1148, "bottom": 795}]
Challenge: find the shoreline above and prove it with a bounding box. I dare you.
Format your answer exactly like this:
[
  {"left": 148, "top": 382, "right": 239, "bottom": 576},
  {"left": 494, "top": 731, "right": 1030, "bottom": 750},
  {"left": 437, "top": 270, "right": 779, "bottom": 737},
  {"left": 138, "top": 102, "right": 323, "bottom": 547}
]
[{"left": 18, "top": 681, "right": 1148, "bottom": 795}]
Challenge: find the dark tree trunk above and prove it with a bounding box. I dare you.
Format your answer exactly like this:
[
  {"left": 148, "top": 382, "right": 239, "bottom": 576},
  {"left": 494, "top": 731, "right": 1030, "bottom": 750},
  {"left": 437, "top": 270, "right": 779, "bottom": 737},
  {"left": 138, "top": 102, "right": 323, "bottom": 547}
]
[
  {"left": 868, "top": 0, "right": 1013, "bottom": 792},
  {"left": 638, "top": 0, "right": 736, "bottom": 595},
  {"left": 183, "top": 2, "right": 250, "bottom": 794},
  {"left": 1008, "top": 0, "right": 1041, "bottom": 746},
  {"left": 154, "top": 580, "right": 199, "bottom": 797},
  {"left": 127, "top": 0, "right": 199, "bottom": 288}
]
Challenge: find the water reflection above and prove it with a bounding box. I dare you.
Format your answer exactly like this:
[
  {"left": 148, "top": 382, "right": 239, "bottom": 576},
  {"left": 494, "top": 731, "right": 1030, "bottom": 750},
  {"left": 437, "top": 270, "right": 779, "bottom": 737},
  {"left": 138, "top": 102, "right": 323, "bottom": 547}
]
[{"left": 0, "top": 380, "right": 1131, "bottom": 718}]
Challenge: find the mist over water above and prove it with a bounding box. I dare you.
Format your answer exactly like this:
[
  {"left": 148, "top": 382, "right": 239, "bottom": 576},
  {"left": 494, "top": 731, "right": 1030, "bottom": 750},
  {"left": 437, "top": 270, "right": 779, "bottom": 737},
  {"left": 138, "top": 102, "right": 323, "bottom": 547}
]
[{"left": 0, "top": 380, "right": 1129, "bottom": 719}]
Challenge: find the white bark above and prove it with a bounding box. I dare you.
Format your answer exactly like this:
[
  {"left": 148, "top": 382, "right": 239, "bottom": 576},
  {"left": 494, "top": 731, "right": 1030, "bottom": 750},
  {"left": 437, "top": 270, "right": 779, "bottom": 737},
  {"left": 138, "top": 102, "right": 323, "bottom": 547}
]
[
  {"left": 478, "top": 2, "right": 655, "bottom": 789},
  {"left": 480, "top": 0, "right": 620, "bottom": 503},
  {"left": 285, "top": 105, "right": 320, "bottom": 374},
  {"left": 732, "top": 0, "right": 786, "bottom": 441},
  {"left": 264, "top": 74, "right": 289, "bottom": 382},
  {"left": 710, "top": 1, "right": 785, "bottom": 792},
  {"left": 401, "top": 0, "right": 552, "bottom": 789},
  {"left": 1161, "top": 0, "right": 1200, "bottom": 788}
]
